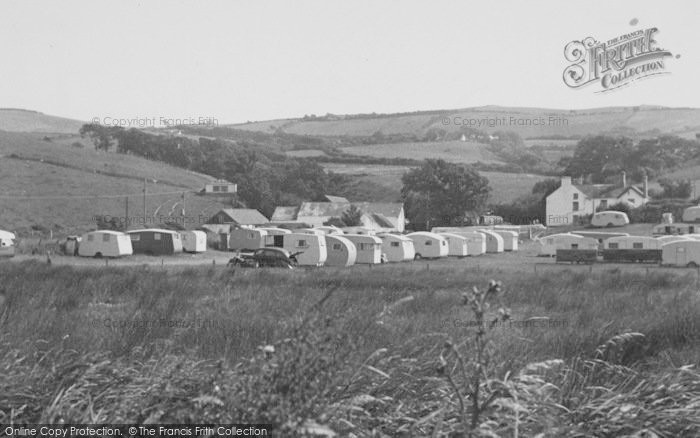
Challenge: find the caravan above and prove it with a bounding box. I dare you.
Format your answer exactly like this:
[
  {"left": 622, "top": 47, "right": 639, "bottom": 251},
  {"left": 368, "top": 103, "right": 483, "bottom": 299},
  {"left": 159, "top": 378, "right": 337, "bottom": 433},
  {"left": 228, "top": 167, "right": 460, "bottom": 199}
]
[
  {"left": 127, "top": 229, "right": 183, "bottom": 255},
  {"left": 591, "top": 211, "right": 630, "bottom": 228},
  {"left": 538, "top": 233, "right": 598, "bottom": 257},
  {"left": 437, "top": 233, "right": 469, "bottom": 257},
  {"left": 478, "top": 230, "right": 504, "bottom": 253},
  {"left": 0, "top": 230, "right": 16, "bottom": 257},
  {"left": 661, "top": 240, "right": 700, "bottom": 267},
  {"left": 78, "top": 230, "right": 133, "bottom": 258},
  {"left": 180, "top": 230, "right": 207, "bottom": 253},
  {"left": 407, "top": 232, "right": 448, "bottom": 259},
  {"left": 378, "top": 233, "right": 415, "bottom": 262},
  {"left": 283, "top": 233, "right": 327, "bottom": 266},
  {"left": 343, "top": 234, "right": 383, "bottom": 264},
  {"left": 225, "top": 228, "right": 268, "bottom": 251},
  {"left": 324, "top": 235, "right": 357, "bottom": 267},
  {"left": 492, "top": 230, "right": 518, "bottom": 251}
]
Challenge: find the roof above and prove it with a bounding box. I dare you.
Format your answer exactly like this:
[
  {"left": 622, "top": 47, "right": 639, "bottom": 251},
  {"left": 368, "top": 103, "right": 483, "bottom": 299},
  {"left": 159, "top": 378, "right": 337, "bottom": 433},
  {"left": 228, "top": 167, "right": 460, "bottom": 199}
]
[
  {"left": 211, "top": 209, "right": 269, "bottom": 225},
  {"left": 323, "top": 195, "right": 350, "bottom": 203},
  {"left": 572, "top": 184, "right": 614, "bottom": 198},
  {"left": 370, "top": 213, "right": 395, "bottom": 228},
  {"left": 297, "top": 202, "right": 404, "bottom": 220},
  {"left": 88, "top": 230, "right": 126, "bottom": 235},
  {"left": 127, "top": 228, "right": 179, "bottom": 234},
  {"left": 271, "top": 206, "right": 300, "bottom": 221}
]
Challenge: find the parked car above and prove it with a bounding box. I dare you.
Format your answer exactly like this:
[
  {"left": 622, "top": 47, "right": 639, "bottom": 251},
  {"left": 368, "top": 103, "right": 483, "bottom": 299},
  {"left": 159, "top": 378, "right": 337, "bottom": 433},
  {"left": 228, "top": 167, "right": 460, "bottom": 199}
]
[{"left": 227, "top": 247, "right": 300, "bottom": 269}]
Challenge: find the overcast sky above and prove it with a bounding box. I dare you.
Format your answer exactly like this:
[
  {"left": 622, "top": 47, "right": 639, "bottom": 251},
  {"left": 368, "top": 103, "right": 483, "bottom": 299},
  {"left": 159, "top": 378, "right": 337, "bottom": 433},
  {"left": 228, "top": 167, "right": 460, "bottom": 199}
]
[{"left": 0, "top": 0, "right": 697, "bottom": 124}]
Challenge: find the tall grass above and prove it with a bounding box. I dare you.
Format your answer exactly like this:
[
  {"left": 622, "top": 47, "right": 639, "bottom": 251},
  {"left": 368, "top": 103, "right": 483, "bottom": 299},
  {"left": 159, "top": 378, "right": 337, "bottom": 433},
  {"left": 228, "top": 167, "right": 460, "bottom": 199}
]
[{"left": 0, "top": 261, "right": 698, "bottom": 436}]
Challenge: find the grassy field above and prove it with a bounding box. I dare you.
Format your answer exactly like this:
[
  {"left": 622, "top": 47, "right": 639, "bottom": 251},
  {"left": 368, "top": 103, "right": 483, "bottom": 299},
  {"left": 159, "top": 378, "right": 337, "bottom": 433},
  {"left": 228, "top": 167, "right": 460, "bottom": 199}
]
[
  {"left": 0, "top": 259, "right": 698, "bottom": 435},
  {"left": 0, "top": 109, "right": 84, "bottom": 133},
  {"left": 338, "top": 140, "right": 503, "bottom": 164}
]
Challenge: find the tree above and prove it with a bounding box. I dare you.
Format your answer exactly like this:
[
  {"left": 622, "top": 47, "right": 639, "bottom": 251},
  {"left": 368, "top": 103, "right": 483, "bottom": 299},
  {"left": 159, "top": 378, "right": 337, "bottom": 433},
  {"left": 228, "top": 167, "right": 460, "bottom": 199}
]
[
  {"left": 565, "top": 135, "right": 634, "bottom": 182},
  {"left": 658, "top": 178, "right": 692, "bottom": 199},
  {"left": 401, "top": 159, "right": 491, "bottom": 229},
  {"left": 79, "top": 123, "right": 122, "bottom": 151},
  {"left": 323, "top": 217, "right": 346, "bottom": 227},
  {"left": 341, "top": 205, "right": 363, "bottom": 227}
]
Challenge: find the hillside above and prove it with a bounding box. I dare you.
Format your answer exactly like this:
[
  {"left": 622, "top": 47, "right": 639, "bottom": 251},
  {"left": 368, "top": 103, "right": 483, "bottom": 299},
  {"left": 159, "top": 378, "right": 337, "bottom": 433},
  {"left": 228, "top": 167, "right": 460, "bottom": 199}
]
[
  {"left": 0, "top": 109, "right": 85, "bottom": 134},
  {"left": 0, "top": 131, "right": 232, "bottom": 235},
  {"left": 231, "top": 105, "right": 700, "bottom": 140}
]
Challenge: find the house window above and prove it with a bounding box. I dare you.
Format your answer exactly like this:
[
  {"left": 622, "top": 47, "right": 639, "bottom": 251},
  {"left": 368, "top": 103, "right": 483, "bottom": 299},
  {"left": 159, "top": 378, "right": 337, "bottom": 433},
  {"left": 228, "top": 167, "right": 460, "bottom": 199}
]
[
  {"left": 573, "top": 193, "right": 578, "bottom": 200},
  {"left": 573, "top": 202, "right": 579, "bottom": 211},
  {"left": 633, "top": 242, "right": 643, "bottom": 249},
  {"left": 628, "top": 198, "right": 635, "bottom": 204},
  {"left": 600, "top": 200, "right": 608, "bottom": 209},
  {"left": 220, "top": 185, "right": 228, "bottom": 192},
  {"left": 102, "top": 234, "right": 110, "bottom": 242},
  {"left": 154, "top": 233, "right": 161, "bottom": 240},
  {"left": 609, "top": 242, "right": 618, "bottom": 249},
  {"left": 390, "top": 242, "right": 400, "bottom": 247},
  {"left": 332, "top": 243, "right": 341, "bottom": 250}
]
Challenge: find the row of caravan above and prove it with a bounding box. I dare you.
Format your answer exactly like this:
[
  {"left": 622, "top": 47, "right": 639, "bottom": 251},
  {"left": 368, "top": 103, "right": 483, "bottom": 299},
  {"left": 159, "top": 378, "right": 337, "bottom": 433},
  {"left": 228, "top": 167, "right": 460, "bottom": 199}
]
[
  {"left": 70, "top": 229, "right": 208, "bottom": 257},
  {"left": 540, "top": 232, "right": 700, "bottom": 267},
  {"left": 219, "top": 227, "right": 520, "bottom": 267}
]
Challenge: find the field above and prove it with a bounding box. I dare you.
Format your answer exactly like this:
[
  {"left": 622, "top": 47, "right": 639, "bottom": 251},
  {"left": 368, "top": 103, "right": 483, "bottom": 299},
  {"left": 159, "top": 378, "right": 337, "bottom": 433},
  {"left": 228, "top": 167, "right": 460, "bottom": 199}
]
[
  {"left": 337, "top": 140, "right": 503, "bottom": 164},
  {"left": 1, "top": 257, "right": 698, "bottom": 436}
]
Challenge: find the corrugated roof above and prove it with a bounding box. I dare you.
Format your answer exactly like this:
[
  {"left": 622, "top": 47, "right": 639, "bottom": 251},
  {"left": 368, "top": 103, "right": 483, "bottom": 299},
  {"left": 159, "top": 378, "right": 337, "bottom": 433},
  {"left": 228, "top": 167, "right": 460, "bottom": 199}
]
[
  {"left": 324, "top": 195, "right": 350, "bottom": 203},
  {"left": 212, "top": 209, "right": 269, "bottom": 225},
  {"left": 271, "top": 206, "right": 300, "bottom": 221},
  {"left": 297, "top": 202, "right": 404, "bottom": 221}
]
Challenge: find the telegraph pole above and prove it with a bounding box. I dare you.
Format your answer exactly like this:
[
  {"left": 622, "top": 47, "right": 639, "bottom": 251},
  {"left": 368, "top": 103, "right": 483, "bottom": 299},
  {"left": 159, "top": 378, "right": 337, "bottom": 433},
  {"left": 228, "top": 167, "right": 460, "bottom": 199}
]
[
  {"left": 181, "top": 191, "right": 186, "bottom": 216},
  {"left": 125, "top": 196, "right": 129, "bottom": 229},
  {"left": 143, "top": 178, "right": 147, "bottom": 222}
]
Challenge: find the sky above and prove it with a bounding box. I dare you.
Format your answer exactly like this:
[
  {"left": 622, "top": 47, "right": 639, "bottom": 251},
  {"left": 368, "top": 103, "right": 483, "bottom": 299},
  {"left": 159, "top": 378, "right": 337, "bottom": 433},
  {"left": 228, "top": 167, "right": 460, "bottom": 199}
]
[{"left": 0, "top": 0, "right": 698, "bottom": 124}]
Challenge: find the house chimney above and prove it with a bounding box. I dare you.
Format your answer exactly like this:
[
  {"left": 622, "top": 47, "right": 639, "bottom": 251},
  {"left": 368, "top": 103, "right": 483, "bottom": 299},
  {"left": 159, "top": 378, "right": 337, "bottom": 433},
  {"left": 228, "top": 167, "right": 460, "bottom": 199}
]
[
  {"left": 644, "top": 174, "right": 648, "bottom": 198},
  {"left": 622, "top": 171, "right": 627, "bottom": 187}
]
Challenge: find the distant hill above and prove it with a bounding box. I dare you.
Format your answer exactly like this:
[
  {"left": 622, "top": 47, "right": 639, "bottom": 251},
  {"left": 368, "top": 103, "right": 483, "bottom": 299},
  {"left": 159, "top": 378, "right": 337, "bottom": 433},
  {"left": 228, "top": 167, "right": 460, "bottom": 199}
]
[
  {"left": 0, "top": 130, "right": 232, "bottom": 235},
  {"left": 230, "top": 105, "right": 700, "bottom": 139},
  {"left": 0, "top": 109, "right": 85, "bottom": 134}
]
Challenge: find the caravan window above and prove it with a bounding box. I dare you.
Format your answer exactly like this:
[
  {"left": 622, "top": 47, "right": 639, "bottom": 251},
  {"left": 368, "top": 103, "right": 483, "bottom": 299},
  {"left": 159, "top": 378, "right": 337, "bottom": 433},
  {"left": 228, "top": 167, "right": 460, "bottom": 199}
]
[
  {"left": 297, "top": 239, "right": 307, "bottom": 248},
  {"left": 571, "top": 243, "right": 579, "bottom": 249},
  {"left": 249, "top": 232, "right": 256, "bottom": 239},
  {"left": 332, "top": 243, "right": 341, "bottom": 250},
  {"left": 633, "top": 242, "right": 643, "bottom": 249},
  {"left": 130, "top": 234, "right": 140, "bottom": 241},
  {"left": 154, "top": 233, "right": 162, "bottom": 240},
  {"left": 546, "top": 238, "right": 553, "bottom": 245},
  {"left": 102, "top": 234, "right": 110, "bottom": 242},
  {"left": 425, "top": 240, "right": 432, "bottom": 246},
  {"left": 441, "top": 241, "right": 446, "bottom": 246},
  {"left": 390, "top": 242, "right": 400, "bottom": 247},
  {"left": 88, "top": 234, "right": 94, "bottom": 242},
  {"left": 609, "top": 242, "right": 618, "bottom": 249}
]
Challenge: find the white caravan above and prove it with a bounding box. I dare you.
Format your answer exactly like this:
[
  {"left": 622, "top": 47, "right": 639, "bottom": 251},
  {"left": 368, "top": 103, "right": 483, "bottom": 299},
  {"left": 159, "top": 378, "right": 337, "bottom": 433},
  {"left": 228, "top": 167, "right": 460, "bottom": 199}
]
[
  {"left": 591, "top": 211, "right": 630, "bottom": 228},
  {"left": 324, "top": 235, "right": 357, "bottom": 267},
  {"left": 343, "top": 234, "right": 383, "bottom": 264},
  {"left": 226, "top": 228, "right": 268, "bottom": 251},
  {"left": 661, "top": 240, "right": 700, "bottom": 267},
  {"left": 437, "top": 233, "right": 469, "bottom": 257},
  {"left": 538, "top": 233, "right": 598, "bottom": 257},
  {"left": 378, "top": 233, "right": 415, "bottom": 262},
  {"left": 78, "top": 230, "right": 133, "bottom": 258},
  {"left": 682, "top": 206, "right": 700, "bottom": 223},
  {"left": 0, "top": 230, "right": 16, "bottom": 257},
  {"left": 492, "top": 230, "right": 518, "bottom": 251},
  {"left": 180, "top": 230, "right": 207, "bottom": 253},
  {"left": 407, "top": 232, "right": 448, "bottom": 259},
  {"left": 604, "top": 236, "right": 661, "bottom": 250},
  {"left": 478, "top": 230, "right": 504, "bottom": 253},
  {"left": 283, "top": 233, "right": 327, "bottom": 266}
]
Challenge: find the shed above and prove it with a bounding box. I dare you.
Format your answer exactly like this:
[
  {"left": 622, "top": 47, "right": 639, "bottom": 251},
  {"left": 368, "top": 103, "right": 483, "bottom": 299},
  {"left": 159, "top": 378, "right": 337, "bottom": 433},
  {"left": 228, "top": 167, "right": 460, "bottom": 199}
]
[
  {"left": 127, "top": 229, "right": 183, "bottom": 255},
  {"left": 180, "top": 230, "right": 207, "bottom": 253},
  {"left": 208, "top": 209, "right": 269, "bottom": 226},
  {"left": 343, "top": 234, "right": 383, "bottom": 264},
  {"left": 437, "top": 233, "right": 469, "bottom": 257},
  {"left": 406, "top": 232, "right": 448, "bottom": 259},
  {"left": 78, "top": 230, "right": 133, "bottom": 258},
  {"left": 477, "top": 230, "right": 504, "bottom": 253},
  {"left": 282, "top": 232, "right": 327, "bottom": 266},
  {"left": 661, "top": 240, "right": 700, "bottom": 267},
  {"left": 492, "top": 230, "right": 518, "bottom": 251},
  {"left": 378, "top": 233, "right": 415, "bottom": 262},
  {"left": 325, "top": 235, "right": 357, "bottom": 267}
]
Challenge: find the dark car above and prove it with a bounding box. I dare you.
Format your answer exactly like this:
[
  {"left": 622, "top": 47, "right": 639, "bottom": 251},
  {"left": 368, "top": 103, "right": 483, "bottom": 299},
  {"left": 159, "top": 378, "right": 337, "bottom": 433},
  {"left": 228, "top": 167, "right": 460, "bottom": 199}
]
[{"left": 228, "top": 247, "right": 300, "bottom": 269}]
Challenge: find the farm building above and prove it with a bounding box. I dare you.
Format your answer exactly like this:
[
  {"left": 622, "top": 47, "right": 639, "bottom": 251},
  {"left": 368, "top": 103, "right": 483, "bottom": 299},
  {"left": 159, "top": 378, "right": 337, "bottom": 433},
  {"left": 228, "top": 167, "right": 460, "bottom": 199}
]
[
  {"left": 343, "top": 234, "right": 383, "bottom": 264},
  {"left": 682, "top": 206, "right": 700, "bottom": 222},
  {"left": 208, "top": 209, "right": 269, "bottom": 227},
  {"left": 286, "top": 201, "right": 405, "bottom": 233},
  {"left": 0, "top": 230, "right": 16, "bottom": 257},
  {"left": 282, "top": 232, "right": 327, "bottom": 266},
  {"left": 270, "top": 206, "right": 300, "bottom": 222},
  {"left": 203, "top": 180, "right": 237, "bottom": 195},
  {"left": 437, "top": 233, "right": 469, "bottom": 257},
  {"left": 127, "top": 229, "right": 183, "bottom": 255},
  {"left": 591, "top": 211, "right": 630, "bottom": 228},
  {"left": 546, "top": 175, "right": 649, "bottom": 227},
  {"left": 478, "top": 230, "right": 504, "bottom": 253},
  {"left": 324, "top": 235, "right": 357, "bottom": 267},
  {"left": 492, "top": 230, "right": 518, "bottom": 251},
  {"left": 180, "top": 230, "right": 207, "bottom": 253},
  {"left": 604, "top": 236, "right": 661, "bottom": 250},
  {"left": 223, "top": 228, "right": 268, "bottom": 251},
  {"left": 378, "top": 233, "right": 415, "bottom": 262},
  {"left": 538, "top": 233, "right": 598, "bottom": 257},
  {"left": 78, "top": 230, "right": 133, "bottom": 258},
  {"left": 407, "top": 232, "right": 448, "bottom": 259},
  {"left": 652, "top": 223, "right": 700, "bottom": 236},
  {"left": 661, "top": 240, "right": 700, "bottom": 267}
]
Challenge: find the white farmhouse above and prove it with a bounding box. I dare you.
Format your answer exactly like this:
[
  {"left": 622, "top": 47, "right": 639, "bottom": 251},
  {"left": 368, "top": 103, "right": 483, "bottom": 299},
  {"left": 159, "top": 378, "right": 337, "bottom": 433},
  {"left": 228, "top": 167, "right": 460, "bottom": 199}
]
[{"left": 546, "top": 175, "right": 649, "bottom": 227}]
